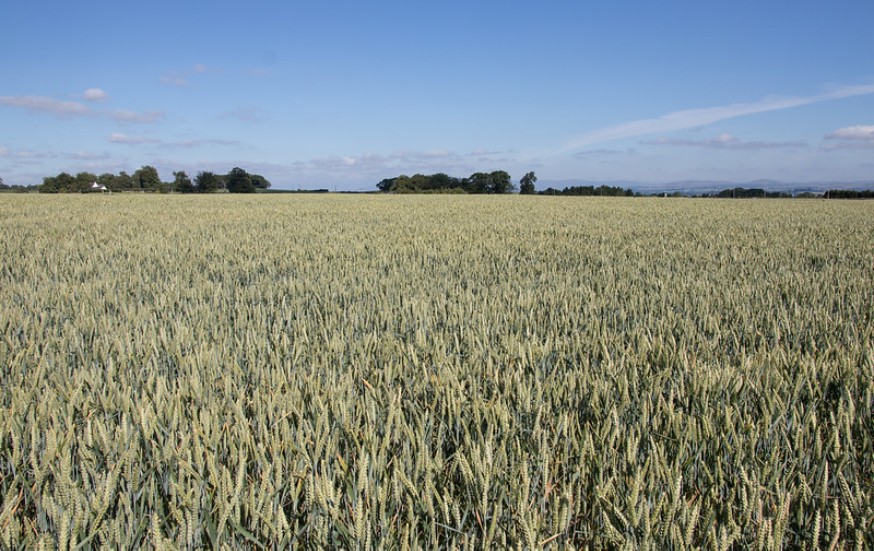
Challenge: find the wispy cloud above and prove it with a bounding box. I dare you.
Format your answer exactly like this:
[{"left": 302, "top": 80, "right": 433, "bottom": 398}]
[
  {"left": 0, "top": 95, "right": 90, "bottom": 117},
  {"left": 822, "top": 124, "right": 874, "bottom": 150},
  {"left": 219, "top": 106, "right": 269, "bottom": 123},
  {"left": 110, "top": 109, "right": 164, "bottom": 123},
  {"left": 161, "top": 64, "right": 217, "bottom": 87},
  {"left": 83, "top": 88, "right": 108, "bottom": 102},
  {"left": 573, "top": 148, "right": 635, "bottom": 158},
  {"left": 108, "top": 133, "right": 160, "bottom": 145},
  {"left": 557, "top": 83, "right": 874, "bottom": 154},
  {"left": 1, "top": 92, "right": 162, "bottom": 124},
  {"left": 70, "top": 151, "right": 112, "bottom": 161},
  {"left": 160, "top": 138, "right": 240, "bottom": 149},
  {"left": 108, "top": 133, "right": 240, "bottom": 149},
  {"left": 0, "top": 147, "right": 58, "bottom": 166},
  {"left": 642, "top": 133, "right": 807, "bottom": 150},
  {"left": 825, "top": 125, "right": 874, "bottom": 141}
]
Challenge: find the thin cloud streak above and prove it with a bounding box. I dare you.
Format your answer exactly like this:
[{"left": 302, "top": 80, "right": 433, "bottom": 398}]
[
  {"left": 642, "top": 133, "right": 807, "bottom": 150},
  {"left": 110, "top": 109, "right": 164, "bottom": 123},
  {"left": 108, "top": 133, "right": 160, "bottom": 145},
  {"left": 0, "top": 95, "right": 90, "bottom": 116},
  {"left": 557, "top": 83, "right": 874, "bottom": 154},
  {"left": 1, "top": 94, "right": 162, "bottom": 123}
]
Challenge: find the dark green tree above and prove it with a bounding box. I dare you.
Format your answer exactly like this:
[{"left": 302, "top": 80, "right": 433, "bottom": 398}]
[
  {"left": 173, "top": 171, "right": 195, "bottom": 193},
  {"left": 133, "top": 166, "right": 161, "bottom": 189},
  {"left": 41, "top": 172, "right": 75, "bottom": 193},
  {"left": 40, "top": 175, "right": 59, "bottom": 193},
  {"left": 378, "top": 171, "right": 517, "bottom": 193},
  {"left": 464, "top": 172, "right": 491, "bottom": 193},
  {"left": 250, "top": 174, "right": 271, "bottom": 190},
  {"left": 377, "top": 177, "right": 396, "bottom": 192},
  {"left": 519, "top": 171, "right": 537, "bottom": 194},
  {"left": 487, "top": 170, "right": 514, "bottom": 193},
  {"left": 225, "top": 167, "right": 255, "bottom": 193},
  {"left": 75, "top": 172, "right": 99, "bottom": 192},
  {"left": 97, "top": 173, "right": 116, "bottom": 191},
  {"left": 194, "top": 171, "right": 222, "bottom": 193},
  {"left": 114, "top": 171, "right": 134, "bottom": 191}
]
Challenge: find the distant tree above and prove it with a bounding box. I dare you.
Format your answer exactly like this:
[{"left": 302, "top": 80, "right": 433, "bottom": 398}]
[
  {"left": 42, "top": 172, "right": 75, "bottom": 193},
  {"left": 58, "top": 173, "right": 75, "bottom": 192},
  {"left": 173, "top": 171, "right": 195, "bottom": 193},
  {"left": 133, "top": 166, "right": 161, "bottom": 189},
  {"left": 464, "top": 172, "right": 491, "bottom": 193},
  {"left": 537, "top": 183, "right": 630, "bottom": 197},
  {"left": 75, "top": 172, "right": 99, "bottom": 193},
  {"left": 250, "top": 174, "right": 271, "bottom": 190},
  {"left": 40, "top": 176, "right": 59, "bottom": 193},
  {"left": 410, "top": 174, "right": 430, "bottom": 190},
  {"left": 487, "top": 170, "right": 514, "bottom": 193},
  {"left": 0, "top": 176, "right": 6, "bottom": 190},
  {"left": 225, "top": 167, "right": 255, "bottom": 193},
  {"left": 114, "top": 171, "right": 134, "bottom": 191},
  {"left": 428, "top": 172, "right": 453, "bottom": 190},
  {"left": 194, "top": 171, "right": 222, "bottom": 193},
  {"left": 392, "top": 175, "right": 416, "bottom": 192},
  {"left": 378, "top": 170, "right": 516, "bottom": 193},
  {"left": 824, "top": 189, "right": 874, "bottom": 199},
  {"left": 97, "top": 173, "right": 116, "bottom": 191},
  {"left": 519, "top": 171, "right": 537, "bottom": 194},
  {"left": 377, "top": 177, "right": 395, "bottom": 192}
]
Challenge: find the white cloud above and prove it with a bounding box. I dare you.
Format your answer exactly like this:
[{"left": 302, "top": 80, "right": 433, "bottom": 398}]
[
  {"left": 642, "top": 133, "right": 807, "bottom": 150},
  {"left": 0, "top": 146, "right": 7, "bottom": 156},
  {"left": 193, "top": 64, "right": 208, "bottom": 73},
  {"left": 825, "top": 125, "right": 874, "bottom": 141},
  {"left": 83, "top": 88, "right": 108, "bottom": 102},
  {"left": 0, "top": 95, "right": 90, "bottom": 116},
  {"left": 69, "top": 151, "right": 112, "bottom": 161},
  {"left": 0, "top": 93, "right": 165, "bottom": 125},
  {"left": 110, "top": 109, "right": 164, "bottom": 123},
  {"left": 557, "top": 83, "right": 874, "bottom": 154},
  {"left": 108, "top": 133, "right": 160, "bottom": 145},
  {"left": 573, "top": 148, "right": 635, "bottom": 158},
  {"left": 160, "top": 138, "right": 240, "bottom": 149}
]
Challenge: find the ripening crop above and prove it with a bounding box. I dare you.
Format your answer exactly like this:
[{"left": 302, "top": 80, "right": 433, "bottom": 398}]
[{"left": 0, "top": 194, "right": 871, "bottom": 549}]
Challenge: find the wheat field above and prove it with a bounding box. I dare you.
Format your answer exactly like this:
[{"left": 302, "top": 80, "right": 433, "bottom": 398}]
[{"left": 0, "top": 194, "right": 871, "bottom": 549}]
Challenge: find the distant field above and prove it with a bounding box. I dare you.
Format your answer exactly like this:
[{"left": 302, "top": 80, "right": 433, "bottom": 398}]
[{"left": 0, "top": 194, "right": 871, "bottom": 548}]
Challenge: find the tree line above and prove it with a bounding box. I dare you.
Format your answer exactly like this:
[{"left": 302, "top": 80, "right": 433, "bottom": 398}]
[
  {"left": 377, "top": 171, "right": 523, "bottom": 194},
  {"left": 700, "top": 188, "right": 874, "bottom": 199},
  {"left": 36, "top": 166, "right": 270, "bottom": 193},
  {"left": 538, "top": 184, "right": 634, "bottom": 197},
  {"left": 0, "top": 176, "right": 39, "bottom": 193}
]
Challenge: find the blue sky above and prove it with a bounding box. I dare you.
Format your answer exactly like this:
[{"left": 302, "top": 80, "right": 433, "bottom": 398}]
[{"left": 2, "top": 1, "right": 873, "bottom": 190}]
